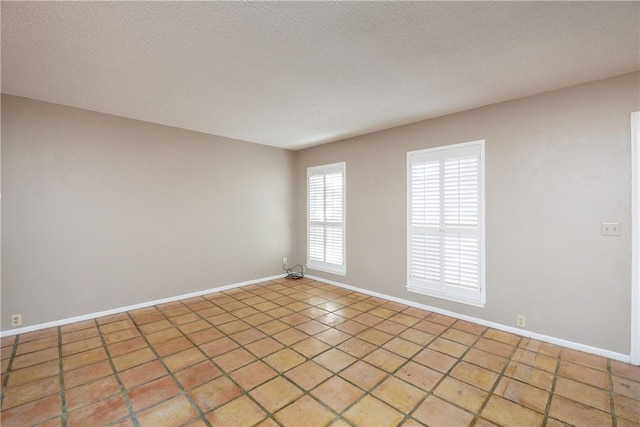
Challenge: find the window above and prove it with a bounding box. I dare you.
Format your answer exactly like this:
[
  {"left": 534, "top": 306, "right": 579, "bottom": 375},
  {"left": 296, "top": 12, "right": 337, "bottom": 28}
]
[
  {"left": 407, "top": 141, "right": 485, "bottom": 306},
  {"left": 307, "top": 162, "right": 346, "bottom": 275}
]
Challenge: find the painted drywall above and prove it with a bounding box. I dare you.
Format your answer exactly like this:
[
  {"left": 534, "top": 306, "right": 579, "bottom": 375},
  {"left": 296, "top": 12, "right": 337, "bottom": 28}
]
[
  {"left": 295, "top": 72, "right": 640, "bottom": 355},
  {"left": 1, "top": 95, "right": 295, "bottom": 329}
]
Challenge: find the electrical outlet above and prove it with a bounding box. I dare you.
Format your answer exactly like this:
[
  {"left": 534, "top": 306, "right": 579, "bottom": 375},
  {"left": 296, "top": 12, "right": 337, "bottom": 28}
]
[
  {"left": 11, "top": 314, "right": 22, "bottom": 327},
  {"left": 283, "top": 257, "right": 287, "bottom": 266},
  {"left": 516, "top": 315, "right": 526, "bottom": 328},
  {"left": 601, "top": 222, "right": 621, "bottom": 236}
]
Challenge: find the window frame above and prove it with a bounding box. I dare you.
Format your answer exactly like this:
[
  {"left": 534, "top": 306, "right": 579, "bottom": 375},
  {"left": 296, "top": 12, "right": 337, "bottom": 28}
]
[
  {"left": 307, "top": 162, "right": 346, "bottom": 276},
  {"left": 406, "top": 140, "right": 486, "bottom": 307}
]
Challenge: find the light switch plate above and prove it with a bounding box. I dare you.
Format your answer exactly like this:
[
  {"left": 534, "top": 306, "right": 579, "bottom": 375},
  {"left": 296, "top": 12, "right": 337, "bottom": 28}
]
[{"left": 601, "top": 222, "right": 621, "bottom": 236}]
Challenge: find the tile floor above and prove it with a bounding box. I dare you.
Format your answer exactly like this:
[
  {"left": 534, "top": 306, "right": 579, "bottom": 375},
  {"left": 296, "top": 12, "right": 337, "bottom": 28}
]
[{"left": 1, "top": 278, "right": 639, "bottom": 427}]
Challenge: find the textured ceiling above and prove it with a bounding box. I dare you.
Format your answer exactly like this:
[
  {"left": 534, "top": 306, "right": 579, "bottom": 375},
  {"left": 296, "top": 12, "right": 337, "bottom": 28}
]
[{"left": 2, "top": 1, "right": 639, "bottom": 150}]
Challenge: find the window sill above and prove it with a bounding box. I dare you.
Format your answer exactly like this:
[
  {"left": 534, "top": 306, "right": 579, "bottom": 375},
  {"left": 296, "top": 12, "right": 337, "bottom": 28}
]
[{"left": 406, "top": 285, "right": 485, "bottom": 308}]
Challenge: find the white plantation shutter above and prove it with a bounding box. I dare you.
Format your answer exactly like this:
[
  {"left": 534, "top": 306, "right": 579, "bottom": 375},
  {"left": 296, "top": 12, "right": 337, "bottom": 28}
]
[
  {"left": 407, "top": 142, "right": 485, "bottom": 306},
  {"left": 307, "top": 163, "right": 346, "bottom": 275}
]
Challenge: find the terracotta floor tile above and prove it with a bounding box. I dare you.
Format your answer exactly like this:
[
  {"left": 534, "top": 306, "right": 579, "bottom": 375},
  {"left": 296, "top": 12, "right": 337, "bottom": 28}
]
[
  {"left": 67, "top": 394, "right": 129, "bottom": 427},
  {"left": 428, "top": 337, "right": 468, "bottom": 358},
  {"left": 292, "top": 337, "right": 331, "bottom": 358},
  {"left": 179, "top": 319, "right": 211, "bottom": 335},
  {"left": 174, "top": 360, "right": 222, "bottom": 390},
  {"left": 413, "top": 395, "right": 474, "bottom": 426},
  {"left": 206, "top": 395, "right": 267, "bottom": 427},
  {"left": 617, "top": 417, "right": 640, "bottom": 427},
  {"left": 335, "top": 319, "right": 369, "bottom": 335},
  {"left": 188, "top": 327, "right": 224, "bottom": 345},
  {"left": 481, "top": 395, "right": 543, "bottom": 426},
  {"left": 107, "top": 337, "right": 149, "bottom": 357},
  {"left": 256, "top": 319, "right": 290, "bottom": 335},
  {"left": 264, "top": 348, "right": 305, "bottom": 373},
  {"left": 136, "top": 395, "right": 197, "bottom": 427},
  {"left": 153, "top": 336, "right": 193, "bottom": 357},
  {"left": 451, "top": 361, "right": 499, "bottom": 391},
  {"left": 463, "top": 348, "right": 508, "bottom": 373},
  {"left": 97, "top": 313, "right": 130, "bottom": 325},
  {"left": 19, "top": 328, "right": 58, "bottom": 344},
  {"left": 296, "top": 320, "right": 330, "bottom": 335},
  {"left": 162, "top": 347, "right": 206, "bottom": 372},
  {"left": 369, "top": 307, "right": 397, "bottom": 319},
  {"left": 413, "top": 319, "right": 448, "bottom": 335},
  {"left": 363, "top": 348, "right": 407, "bottom": 373},
  {"left": 612, "top": 375, "right": 640, "bottom": 400},
  {"left": 554, "top": 377, "right": 611, "bottom": 412},
  {"left": 310, "top": 375, "right": 364, "bottom": 412},
  {"left": 103, "top": 328, "right": 141, "bottom": 345},
  {"left": 190, "top": 376, "right": 243, "bottom": 412},
  {"left": 314, "top": 348, "right": 357, "bottom": 373},
  {"left": 561, "top": 348, "right": 608, "bottom": 371},
  {"left": 505, "top": 361, "right": 555, "bottom": 391},
  {"left": 61, "top": 337, "right": 102, "bottom": 357},
  {"left": 474, "top": 337, "right": 514, "bottom": 358},
  {"left": 358, "top": 328, "right": 394, "bottom": 346},
  {"left": 60, "top": 320, "right": 95, "bottom": 334},
  {"left": 339, "top": 360, "right": 387, "bottom": 391},
  {"left": 493, "top": 376, "right": 549, "bottom": 414},
  {"left": 12, "top": 347, "right": 59, "bottom": 370},
  {"left": 128, "top": 375, "right": 180, "bottom": 412},
  {"left": 483, "top": 329, "right": 521, "bottom": 346},
  {"left": 250, "top": 377, "right": 303, "bottom": 412},
  {"left": 512, "top": 348, "right": 558, "bottom": 373},
  {"left": 276, "top": 395, "right": 335, "bottom": 426},
  {"left": 213, "top": 348, "right": 256, "bottom": 372},
  {"left": 62, "top": 347, "right": 108, "bottom": 371},
  {"left": 615, "top": 394, "right": 640, "bottom": 423},
  {"left": 99, "top": 319, "right": 134, "bottom": 335},
  {"left": 133, "top": 312, "right": 165, "bottom": 326},
  {"left": 218, "top": 320, "right": 252, "bottom": 335},
  {"left": 442, "top": 328, "right": 479, "bottom": 346},
  {"left": 337, "top": 337, "right": 377, "bottom": 358},
  {"left": 427, "top": 313, "right": 457, "bottom": 326},
  {"left": 412, "top": 347, "right": 457, "bottom": 373},
  {"left": 16, "top": 337, "right": 59, "bottom": 356},
  {"left": 139, "top": 320, "right": 174, "bottom": 336},
  {"left": 272, "top": 328, "right": 309, "bottom": 346},
  {"left": 171, "top": 313, "right": 200, "bottom": 325},
  {"left": 230, "top": 360, "right": 277, "bottom": 391},
  {"left": 396, "top": 361, "right": 443, "bottom": 392},
  {"left": 244, "top": 336, "right": 285, "bottom": 358},
  {"left": 285, "top": 360, "right": 333, "bottom": 391},
  {"left": 375, "top": 319, "right": 408, "bottom": 335},
  {"left": 112, "top": 347, "right": 155, "bottom": 371},
  {"left": 452, "top": 320, "right": 487, "bottom": 335},
  {"left": 434, "top": 376, "right": 488, "bottom": 412},
  {"left": 1, "top": 376, "right": 60, "bottom": 410},
  {"left": 343, "top": 395, "right": 404, "bottom": 426},
  {"left": 389, "top": 312, "right": 421, "bottom": 327},
  {"left": 557, "top": 360, "right": 608, "bottom": 389},
  {"left": 549, "top": 394, "right": 612, "bottom": 426},
  {"left": 118, "top": 360, "right": 168, "bottom": 390},
  {"left": 243, "top": 313, "right": 274, "bottom": 327},
  {"left": 352, "top": 312, "right": 383, "bottom": 327},
  {"left": 65, "top": 375, "right": 121, "bottom": 411},
  {"left": 230, "top": 328, "right": 267, "bottom": 345},
  {"left": 199, "top": 336, "right": 239, "bottom": 358},
  {"left": 61, "top": 327, "right": 99, "bottom": 345},
  {"left": 316, "top": 313, "right": 348, "bottom": 327},
  {"left": 612, "top": 360, "right": 640, "bottom": 382},
  {"left": 144, "top": 327, "right": 182, "bottom": 345},
  {"left": 383, "top": 337, "right": 422, "bottom": 358},
  {"left": 372, "top": 376, "right": 426, "bottom": 413},
  {"left": 0, "top": 393, "right": 62, "bottom": 426},
  {"left": 7, "top": 360, "right": 60, "bottom": 387}
]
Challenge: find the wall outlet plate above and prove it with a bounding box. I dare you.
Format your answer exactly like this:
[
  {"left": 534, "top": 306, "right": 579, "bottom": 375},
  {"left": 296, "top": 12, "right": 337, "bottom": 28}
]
[
  {"left": 601, "top": 222, "right": 621, "bottom": 236},
  {"left": 11, "top": 314, "right": 22, "bottom": 327},
  {"left": 516, "top": 315, "right": 526, "bottom": 328}
]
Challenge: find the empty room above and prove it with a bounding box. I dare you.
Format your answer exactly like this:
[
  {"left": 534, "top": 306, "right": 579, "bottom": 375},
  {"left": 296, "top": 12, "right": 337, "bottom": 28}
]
[{"left": 1, "top": 1, "right": 639, "bottom": 426}]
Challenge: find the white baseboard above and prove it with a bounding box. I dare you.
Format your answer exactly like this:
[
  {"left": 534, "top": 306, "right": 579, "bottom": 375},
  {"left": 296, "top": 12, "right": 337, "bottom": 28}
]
[
  {"left": 0, "top": 274, "right": 285, "bottom": 337},
  {"left": 306, "top": 274, "right": 632, "bottom": 364}
]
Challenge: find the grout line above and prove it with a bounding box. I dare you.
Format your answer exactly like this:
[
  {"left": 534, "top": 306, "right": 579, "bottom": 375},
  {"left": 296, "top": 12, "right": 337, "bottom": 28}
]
[
  {"left": 57, "top": 327, "right": 69, "bottom": 427},
  {"left": 0, "top": 337, "right": 19, "bottom": 407},
  {"left": 94, "top": 318, "right": 141, "bottom": 427},
  {"left": 541, "top": 345, "right": 564, "bottom": 426},
  {"left": 607, "top": 358, "right": 618, "bottom": 427}
]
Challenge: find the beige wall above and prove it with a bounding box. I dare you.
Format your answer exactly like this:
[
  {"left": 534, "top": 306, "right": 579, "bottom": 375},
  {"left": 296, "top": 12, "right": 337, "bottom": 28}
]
[
  {"left": 295, "top": 72, "right": 640, "bottom": 354},
  {"left": 1, "top": 95, "right": 295, "bottom": 328}
]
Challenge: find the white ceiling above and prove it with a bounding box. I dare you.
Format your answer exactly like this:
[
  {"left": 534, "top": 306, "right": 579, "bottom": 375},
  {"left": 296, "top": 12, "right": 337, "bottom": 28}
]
[{"left": 2, "top": 1, "right": 639, "bottom": 150}]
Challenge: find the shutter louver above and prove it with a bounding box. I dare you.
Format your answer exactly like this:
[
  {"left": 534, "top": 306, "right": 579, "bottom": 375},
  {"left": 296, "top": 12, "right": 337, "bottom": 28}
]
[
  {"left": 307, "top": 163, "right": 346, "bottom": 275},
  {"left": 408, "top": 142, "right": 484, "bottom": 305}
]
